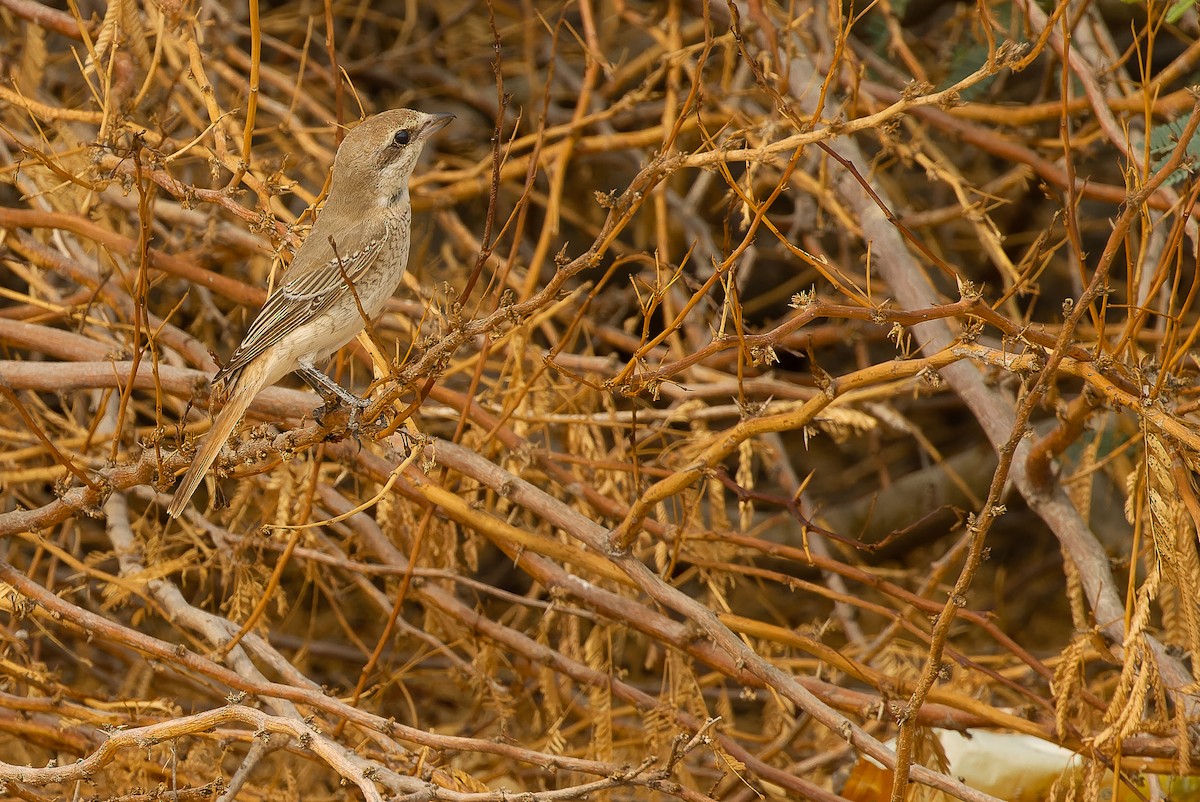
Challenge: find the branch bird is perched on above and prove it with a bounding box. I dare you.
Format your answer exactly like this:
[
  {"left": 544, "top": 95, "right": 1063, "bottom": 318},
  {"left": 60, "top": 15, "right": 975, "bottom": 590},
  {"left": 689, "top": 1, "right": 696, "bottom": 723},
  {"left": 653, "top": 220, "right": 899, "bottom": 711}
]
[{"left": 167, "top": 109, "right": 454, "bottom": 518}]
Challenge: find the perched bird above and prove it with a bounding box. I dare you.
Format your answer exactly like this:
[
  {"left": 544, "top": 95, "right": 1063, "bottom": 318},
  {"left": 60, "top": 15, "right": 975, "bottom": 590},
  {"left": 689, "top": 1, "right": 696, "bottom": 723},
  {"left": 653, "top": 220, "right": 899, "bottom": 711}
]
[{"left": 167, "top": 109, "right": 454, "bottom": 518}]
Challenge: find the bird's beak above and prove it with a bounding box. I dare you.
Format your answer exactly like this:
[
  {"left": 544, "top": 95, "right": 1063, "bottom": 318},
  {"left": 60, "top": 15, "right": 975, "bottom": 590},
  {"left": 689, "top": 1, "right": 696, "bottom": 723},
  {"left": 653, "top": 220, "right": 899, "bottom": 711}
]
[{"left": 422, "top": 113, "right": 455, "bottom": 136}]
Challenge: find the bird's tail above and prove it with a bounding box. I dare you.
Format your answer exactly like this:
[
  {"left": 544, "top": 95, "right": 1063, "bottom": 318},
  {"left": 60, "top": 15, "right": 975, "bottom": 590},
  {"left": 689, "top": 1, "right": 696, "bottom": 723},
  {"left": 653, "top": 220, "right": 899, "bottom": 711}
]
[{"left": 167, "top": 378, "right": 260, "bottom": 518}]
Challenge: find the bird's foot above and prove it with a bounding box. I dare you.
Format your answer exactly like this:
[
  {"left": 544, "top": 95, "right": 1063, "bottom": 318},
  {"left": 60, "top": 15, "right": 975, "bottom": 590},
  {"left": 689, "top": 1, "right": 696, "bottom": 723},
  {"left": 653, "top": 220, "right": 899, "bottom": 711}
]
[
  {"left": 345, "top": 395, "right": 372, "bottom": 434},
  {"left": 300, "top": 365, "right": 380, "bottom": 435},
  {"left": 313, "top": 394, "right": 388, "bottom": 443},
  {"left": 312, "top": 395, "right": 344, "bottom": 429}
]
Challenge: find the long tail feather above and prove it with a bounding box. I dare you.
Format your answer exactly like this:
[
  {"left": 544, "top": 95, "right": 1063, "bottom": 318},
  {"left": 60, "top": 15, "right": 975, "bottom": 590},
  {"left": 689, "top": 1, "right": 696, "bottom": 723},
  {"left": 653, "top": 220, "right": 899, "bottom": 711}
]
[{"left": 167, "top": 380, "right": 261, "bottom": 518}]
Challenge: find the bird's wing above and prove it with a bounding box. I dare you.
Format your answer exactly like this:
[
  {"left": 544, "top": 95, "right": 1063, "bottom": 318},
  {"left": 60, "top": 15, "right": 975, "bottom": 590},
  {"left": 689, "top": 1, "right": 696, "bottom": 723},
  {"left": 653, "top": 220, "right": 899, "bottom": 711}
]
[{"left": 213, "top": 222, "right": 390, "bottom": 387}]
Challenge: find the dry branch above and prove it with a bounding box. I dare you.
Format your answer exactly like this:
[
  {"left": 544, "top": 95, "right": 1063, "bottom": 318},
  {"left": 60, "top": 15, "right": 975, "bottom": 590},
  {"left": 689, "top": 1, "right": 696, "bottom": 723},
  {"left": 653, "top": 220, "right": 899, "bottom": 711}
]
[{"left": 2, "top": 1, "right": 1200, "bottom": 800}]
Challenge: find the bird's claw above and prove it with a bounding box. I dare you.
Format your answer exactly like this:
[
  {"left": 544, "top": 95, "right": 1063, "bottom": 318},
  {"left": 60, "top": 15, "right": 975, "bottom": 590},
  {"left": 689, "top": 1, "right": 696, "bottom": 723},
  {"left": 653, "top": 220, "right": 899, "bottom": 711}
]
[
  {"left": 346, "top": 397, "right": 371, "bottom": 434},
  {"left": 313, "top": 394, "right": 387, "bottom": 444},
  {"left": 312, "top": 397, "right": 341, "bottom": 429}
]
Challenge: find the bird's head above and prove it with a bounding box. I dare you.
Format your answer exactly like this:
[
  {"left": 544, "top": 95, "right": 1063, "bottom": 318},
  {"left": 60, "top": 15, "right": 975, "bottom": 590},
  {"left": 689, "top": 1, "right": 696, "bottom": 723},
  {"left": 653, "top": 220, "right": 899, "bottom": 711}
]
[{"left": 329, "top": 108, "right": 454, "bottom": 208}]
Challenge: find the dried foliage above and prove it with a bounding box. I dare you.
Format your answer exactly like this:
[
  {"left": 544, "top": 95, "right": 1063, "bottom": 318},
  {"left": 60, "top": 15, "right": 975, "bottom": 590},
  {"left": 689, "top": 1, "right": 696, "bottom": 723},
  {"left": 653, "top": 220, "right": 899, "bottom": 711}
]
[{"left": 4, "top": 1, "right": 1200, "bottom": 800}]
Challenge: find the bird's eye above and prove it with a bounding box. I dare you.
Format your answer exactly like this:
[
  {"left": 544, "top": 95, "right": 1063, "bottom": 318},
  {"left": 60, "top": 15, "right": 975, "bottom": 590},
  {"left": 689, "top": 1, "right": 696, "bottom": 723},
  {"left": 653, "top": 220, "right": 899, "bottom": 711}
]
[{"left": 392, "top": 129, "right": 412, "bottom": 147}]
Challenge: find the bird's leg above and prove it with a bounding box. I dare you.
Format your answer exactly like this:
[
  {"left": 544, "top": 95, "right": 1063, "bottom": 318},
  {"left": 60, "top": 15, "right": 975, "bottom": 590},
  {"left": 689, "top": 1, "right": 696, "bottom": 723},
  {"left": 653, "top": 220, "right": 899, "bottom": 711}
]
[{"left": 296, "top": 365, "right": 371, "bottom": 432}]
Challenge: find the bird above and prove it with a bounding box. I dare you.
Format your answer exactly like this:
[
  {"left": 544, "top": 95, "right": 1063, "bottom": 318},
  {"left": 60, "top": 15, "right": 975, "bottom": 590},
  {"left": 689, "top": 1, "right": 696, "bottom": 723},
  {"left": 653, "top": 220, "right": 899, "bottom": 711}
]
[{"left": 167, "top": 108, "right": 454, "bottom": 518}]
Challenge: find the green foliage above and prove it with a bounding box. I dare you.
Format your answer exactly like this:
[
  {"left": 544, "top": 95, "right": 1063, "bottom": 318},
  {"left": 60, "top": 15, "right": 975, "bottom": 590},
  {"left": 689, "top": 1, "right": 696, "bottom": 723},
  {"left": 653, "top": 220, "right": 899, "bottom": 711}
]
[
  {"left": 1149, "top": 117, "right": 1200, "bottom": 186},
  {"left": 1165, "top": 0, "right": 1197, "bottom": 24},
  {"left": 1121, "top": 0, "right": 1196, "bottom": 25}
]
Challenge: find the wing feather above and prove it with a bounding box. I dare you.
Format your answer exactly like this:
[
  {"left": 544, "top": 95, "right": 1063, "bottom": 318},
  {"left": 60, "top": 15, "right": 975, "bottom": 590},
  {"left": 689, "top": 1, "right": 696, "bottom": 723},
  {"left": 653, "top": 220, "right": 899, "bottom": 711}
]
[{"left": 214, "top": 225, "right": 389, "bottom": 386}]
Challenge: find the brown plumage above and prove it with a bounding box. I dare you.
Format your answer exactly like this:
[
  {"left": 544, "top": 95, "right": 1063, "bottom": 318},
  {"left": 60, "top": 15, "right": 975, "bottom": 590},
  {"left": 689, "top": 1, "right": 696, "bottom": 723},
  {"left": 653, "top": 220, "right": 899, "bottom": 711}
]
[{"left": 167, "top": 109, "right": 453, "bottom": 518}]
